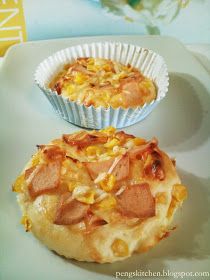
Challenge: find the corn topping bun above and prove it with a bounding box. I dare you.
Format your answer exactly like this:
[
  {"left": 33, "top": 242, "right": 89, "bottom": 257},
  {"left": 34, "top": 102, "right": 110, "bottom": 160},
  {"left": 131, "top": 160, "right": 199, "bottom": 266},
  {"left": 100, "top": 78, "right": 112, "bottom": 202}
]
[
  {"left": 35, "top": 42, "right": 168, "bottom": 129},
  {"left": 49, "top": 57, "right": 157, "bottom": 109},
  {"left": 13, "top": 127, "right": 187, "bottom": 263}
]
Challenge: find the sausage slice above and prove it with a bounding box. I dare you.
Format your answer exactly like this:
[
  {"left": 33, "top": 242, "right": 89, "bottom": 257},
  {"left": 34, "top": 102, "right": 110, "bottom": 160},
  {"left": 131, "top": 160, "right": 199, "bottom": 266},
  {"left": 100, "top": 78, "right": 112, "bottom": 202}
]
[
  {"left": 85, "top": 154, "right": 129, "bottom": 181},
  {"left": 117, "top": 183, "right": 155, "bottom": 218},
  {"left": 54, "top": 192, "right": 89, "bottom": 225},
  {"left": 28, "top": 161, "right": 61, "bottom": 198},
  {"left": 63, "top": 132, "right": 108, "bottom": 149}
]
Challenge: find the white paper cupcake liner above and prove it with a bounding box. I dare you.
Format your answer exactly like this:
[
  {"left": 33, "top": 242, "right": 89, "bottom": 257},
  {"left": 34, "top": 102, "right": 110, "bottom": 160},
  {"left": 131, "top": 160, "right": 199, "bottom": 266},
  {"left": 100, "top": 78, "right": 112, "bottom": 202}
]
[{"left": 34, "top": 42, "right": 169, "bottom": 129}]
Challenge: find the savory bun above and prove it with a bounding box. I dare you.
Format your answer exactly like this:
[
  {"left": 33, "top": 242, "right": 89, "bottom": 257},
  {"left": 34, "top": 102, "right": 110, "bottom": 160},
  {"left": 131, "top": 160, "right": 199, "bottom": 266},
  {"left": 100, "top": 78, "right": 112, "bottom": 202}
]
[
  {"left": 13, "top": 127, "right": 187, "bottom": 263},
  {"left": 49, "top": 57, "right": 157, "bottom": 109}
]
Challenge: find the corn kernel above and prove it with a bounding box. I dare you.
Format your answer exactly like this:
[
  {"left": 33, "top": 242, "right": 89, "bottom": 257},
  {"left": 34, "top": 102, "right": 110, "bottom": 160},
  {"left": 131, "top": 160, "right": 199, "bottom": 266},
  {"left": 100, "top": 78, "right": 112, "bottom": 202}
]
[
  {"left": 92, "top": 96, "right": 107, "bottom": 107},
  {"left": 95, "top": 195, "right": 116, "bottom": 210},
  {"left": 21, "top": 215, "right": 32, "bottom": 232},
  {"left": 111, "top": 239, "right": 129, "bottom": 257},
  {"left": 167, "top": 198, "right": 177, "bottom": 219},
  {"left": 100, "top": 126, "right": 116, "bottom": 136},
  {"left": 66, "top": 84, "right": 75, "bottom": 94},
  {"left": 99, "top": 174, "right": 116, "bottom": 192},
  {"left": 86, "top": 145, "right": 103, "bottom": 157},
  {"left": 144, "top": 154, "right": 153, "bottom": 167},
  {"left": 122, "top": 65, "right": 130, "bottom": 71},
  {"left": 68, "top": 181, "right": 78, "bottom": 192},
  {"left": 142, "top": 79, "right": 152, "bottom": 89},
  {"left": 133, "top": 137, "right": 146, "bottom": 146},
  {"left": 87, "top": 57, "right": 94, "bottom": 65},
  {"left": 31, "top": 153, "right": 40, "bottom": 166},
  {"left": 118, "top": 72, "right": 127, "bottom": 79},
  {"left": 106, "top": 150, "right": 116, "bottom": 157},
  {"left": 110, "top": 94, "right": 124, "bottom": 108},
  {"left": 74, "top": 73, "right": 87, "bottom": 84},
  {"left": 87, "top": 64, "right": 98, "bottom": 72},
  {"left": 12, "top": 174, "right": 25, "bottom": 193},
  {"left": 95, "top": 91, "right": 110, "bottom": 106},
  {"left": 103, "top": 64, "right": 112, "bottom": 72},
  {"left": 172, "top": 184, "right": 188, "bottom": 202},
  {"left": 104, "top": 138, "right": 120, "bottom": 149},
  {"left": 167, "top": 184, "right": 187, "bottom": 219}
]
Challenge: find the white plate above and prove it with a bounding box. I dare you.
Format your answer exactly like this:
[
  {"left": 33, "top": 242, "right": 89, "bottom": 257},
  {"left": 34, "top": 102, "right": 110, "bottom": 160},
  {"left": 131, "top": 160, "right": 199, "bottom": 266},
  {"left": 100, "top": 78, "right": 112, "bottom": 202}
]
[{"left": 0, "top": 35, "right": 210, "bottom": 280}]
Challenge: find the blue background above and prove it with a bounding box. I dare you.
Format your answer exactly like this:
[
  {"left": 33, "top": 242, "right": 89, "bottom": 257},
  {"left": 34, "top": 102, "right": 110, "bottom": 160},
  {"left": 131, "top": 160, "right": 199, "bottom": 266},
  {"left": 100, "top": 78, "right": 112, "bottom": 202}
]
[{"left": 23, "top": 0, "right": 210, "bottom": 44}]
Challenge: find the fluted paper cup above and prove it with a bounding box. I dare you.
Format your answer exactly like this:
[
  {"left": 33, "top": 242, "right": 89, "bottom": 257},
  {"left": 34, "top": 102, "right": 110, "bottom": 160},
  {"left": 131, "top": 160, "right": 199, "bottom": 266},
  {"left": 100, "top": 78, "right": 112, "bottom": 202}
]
[{"left": 34, "top": 42, "right": 169, "bottom": 129}]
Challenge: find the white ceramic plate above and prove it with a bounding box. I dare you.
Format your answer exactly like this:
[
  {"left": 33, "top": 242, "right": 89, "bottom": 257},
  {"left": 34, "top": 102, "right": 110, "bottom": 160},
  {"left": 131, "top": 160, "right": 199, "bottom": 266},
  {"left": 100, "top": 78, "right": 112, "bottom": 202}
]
[{"left": 0, "top": 36, "right": 210, "bottom": 280}]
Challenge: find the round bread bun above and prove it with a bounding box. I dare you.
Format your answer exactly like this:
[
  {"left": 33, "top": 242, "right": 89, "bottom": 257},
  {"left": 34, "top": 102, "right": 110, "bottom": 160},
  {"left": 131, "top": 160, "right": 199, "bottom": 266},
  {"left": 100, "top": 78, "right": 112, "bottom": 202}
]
[{"left": 13, "top": 127, "right": 187, "bottom": 263}]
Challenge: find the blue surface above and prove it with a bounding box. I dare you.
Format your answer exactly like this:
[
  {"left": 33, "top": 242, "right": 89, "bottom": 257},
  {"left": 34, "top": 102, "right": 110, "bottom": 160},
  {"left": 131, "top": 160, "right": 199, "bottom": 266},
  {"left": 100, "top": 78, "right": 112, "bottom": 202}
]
[{"left": 23, "top": 0, "right": 210, "bottom": 44}]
